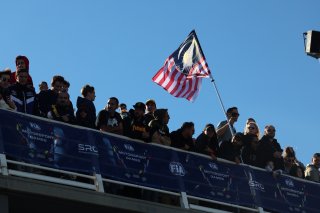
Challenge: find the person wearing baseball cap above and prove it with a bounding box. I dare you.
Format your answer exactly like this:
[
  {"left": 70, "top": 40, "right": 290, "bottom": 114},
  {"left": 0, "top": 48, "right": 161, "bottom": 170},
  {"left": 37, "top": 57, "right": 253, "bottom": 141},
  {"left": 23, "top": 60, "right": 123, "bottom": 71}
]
[
  {"left": 145, "top": 99, "right": 157, "bottom": 125},
  {"left": 126, "top": 102, "right": 150, "bottom": 142}
]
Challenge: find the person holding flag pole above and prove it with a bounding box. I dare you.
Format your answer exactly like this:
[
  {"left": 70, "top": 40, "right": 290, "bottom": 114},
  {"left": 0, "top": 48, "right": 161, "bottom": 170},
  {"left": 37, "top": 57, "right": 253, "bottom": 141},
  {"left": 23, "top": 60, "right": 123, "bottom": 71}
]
[{"left": 152, "top": 30, "right": 235, "bottom": 141}]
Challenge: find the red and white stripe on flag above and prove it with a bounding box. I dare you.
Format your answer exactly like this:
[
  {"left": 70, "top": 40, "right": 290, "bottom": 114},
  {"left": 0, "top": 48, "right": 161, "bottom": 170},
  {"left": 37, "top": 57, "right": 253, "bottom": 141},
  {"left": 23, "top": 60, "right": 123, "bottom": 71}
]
[
  {"left": 152, "top": 30, "right": 211, "bottom": 101},
  {"left": 152, "top": 56, "right": 209, "bottom": 102}
]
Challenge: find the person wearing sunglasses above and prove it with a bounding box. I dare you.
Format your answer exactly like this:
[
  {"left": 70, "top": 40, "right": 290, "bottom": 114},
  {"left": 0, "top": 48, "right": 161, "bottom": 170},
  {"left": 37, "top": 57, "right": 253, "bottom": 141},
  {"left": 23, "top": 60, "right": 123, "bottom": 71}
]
[
  {"left": 244, "top": 122, "right": 260, "bottom": 138},
  {"left": 216, "top": 106, "right": 239, "bottom": 145},
  {"left": 256, "top": 125, "right": 284, "bottom": 170}
]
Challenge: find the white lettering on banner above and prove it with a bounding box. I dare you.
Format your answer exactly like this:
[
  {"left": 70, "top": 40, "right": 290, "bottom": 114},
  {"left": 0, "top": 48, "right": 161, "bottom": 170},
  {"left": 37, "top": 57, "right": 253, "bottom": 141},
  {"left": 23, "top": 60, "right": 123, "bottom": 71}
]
[
  {"left": 21, "top": 128, "right": 54, "bottom": 143},
  {"left": 169, "top": 162, "right": 185, "bottom": 176},
  {"left": 248, "top": 180, "right": 265, "bottom": 192},
  {"left": 280, "top": 187, "right": 304, "bottom": 196},
  {"left": 118, "top": 150, "right": 146, "bottom": 163},
  {"left": 29, "top": 122, "right": 41, "bottom": 131},
  {"left": 285, "top": 178, "right": 294, "bottom": 187},
  {"left": 208, "top": 162, "right": 219, "bottom": 170},
  {"left": 124, "top": 144, "right": 135, "bottom": 152},
  {"left": 78, "top": 144, "right": 99, "bottom": 155}
]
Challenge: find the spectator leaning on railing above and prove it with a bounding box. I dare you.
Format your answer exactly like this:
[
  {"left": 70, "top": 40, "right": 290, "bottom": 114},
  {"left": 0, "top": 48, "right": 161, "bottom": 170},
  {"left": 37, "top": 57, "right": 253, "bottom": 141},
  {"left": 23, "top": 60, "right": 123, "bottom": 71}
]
[
  {"left": 38, "top": 75, "right": 65, "bottom": 117},
  {"left": 8, "top": 69, "right": 39, "bottom": 115},
  {"left": 148, "top": 108, "right": 171, "bottom": 146},
  {"left": 305, "top": 153, "right": 320, "bottom": 182},
  {"left": 96, "top": 97, "right": 123, "bottom": 135},
  {"left": 195, "top": 123, "right": 219, "bottom": 159},
  {"left": 125, "top": 102, "right": 149, "bottom": 142},
  {"left": 170, "top": 122, "right": 195, "bottom": 152},
  {"left": 47, "top": 91, "right": 76, "bottom": 124},
  {"left": 217, "top": 132, "right": 244, "bottom": 164},
  {"left": 256, "top": 125, "right": 283, "bottom": 171}
]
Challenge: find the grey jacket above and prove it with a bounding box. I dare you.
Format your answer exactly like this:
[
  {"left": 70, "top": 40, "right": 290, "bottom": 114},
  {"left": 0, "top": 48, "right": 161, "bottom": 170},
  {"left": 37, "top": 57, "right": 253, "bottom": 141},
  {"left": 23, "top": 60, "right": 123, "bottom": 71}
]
[{"left": 305, "top": 164, "right": 320, "bottom": 182}]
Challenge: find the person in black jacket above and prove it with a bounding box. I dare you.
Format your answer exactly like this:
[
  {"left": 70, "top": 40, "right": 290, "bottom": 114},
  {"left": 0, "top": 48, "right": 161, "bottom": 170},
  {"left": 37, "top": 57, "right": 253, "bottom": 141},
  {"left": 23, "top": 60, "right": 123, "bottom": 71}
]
[
  {"left": 76, "top": 84, "right": 96, "bottom": 129},
  {"left": 195, "top": 124, "right": 219, "bottom": 158},
  {"left": 38, "top": 75, "right": 64, "bottom": 117},
  {"left": 47, "top": 91, "right": 75, "bottom": 124},
  {"left": 148, "top": 108, "right": 171, "bottom": 146},
  {"left": 218, "top": 132, "right": 244, "bottom": 164},
  {"left": 9, "top": 69, "right": 39, "bottom": 115},
  {"left": 256, "top": 125, "right": 283, "bottom": 170},
  {"left": 170, "top": 122, "right": 195, "bottom": 152},
  {"left": 0, "top": 69, "right": 16, "bottom": 110},
  {"left": 241, "top": 134, "right": 259, "bottom": 167},
  {"left": 125, "top": 102, "right": 149, "bottom": 141}
]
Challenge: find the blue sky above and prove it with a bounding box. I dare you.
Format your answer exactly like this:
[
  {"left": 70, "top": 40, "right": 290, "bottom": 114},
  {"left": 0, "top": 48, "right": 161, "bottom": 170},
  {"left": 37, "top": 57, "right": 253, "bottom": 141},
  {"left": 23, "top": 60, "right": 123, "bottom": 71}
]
[{"left": 1, "top": 0, "right": 319, "bottom": 166}]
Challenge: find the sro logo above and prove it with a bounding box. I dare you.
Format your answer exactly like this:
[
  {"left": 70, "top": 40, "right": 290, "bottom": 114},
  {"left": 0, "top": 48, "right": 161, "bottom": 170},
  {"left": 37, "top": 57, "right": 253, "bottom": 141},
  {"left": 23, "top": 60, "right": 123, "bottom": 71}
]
[{"left": 78, "top": 144, "right": 98, "bottom": 155}]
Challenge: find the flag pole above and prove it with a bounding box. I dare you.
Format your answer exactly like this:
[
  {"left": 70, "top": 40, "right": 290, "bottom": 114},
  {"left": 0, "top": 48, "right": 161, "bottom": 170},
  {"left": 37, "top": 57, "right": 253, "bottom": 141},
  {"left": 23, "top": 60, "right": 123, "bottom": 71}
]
[
  {"left": 193, "top": 30, "right": 234, "bottom": 136},
  {"left": 209, "top": 74, "right": 235, "bottom": 137}
]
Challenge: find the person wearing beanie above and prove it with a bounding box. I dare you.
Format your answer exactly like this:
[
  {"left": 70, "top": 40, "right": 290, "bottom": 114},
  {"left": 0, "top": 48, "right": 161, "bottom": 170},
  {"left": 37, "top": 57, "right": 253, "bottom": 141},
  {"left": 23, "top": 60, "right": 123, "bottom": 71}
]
[{"left": 10, "top": 55, "right": 33, "bottom": 86}]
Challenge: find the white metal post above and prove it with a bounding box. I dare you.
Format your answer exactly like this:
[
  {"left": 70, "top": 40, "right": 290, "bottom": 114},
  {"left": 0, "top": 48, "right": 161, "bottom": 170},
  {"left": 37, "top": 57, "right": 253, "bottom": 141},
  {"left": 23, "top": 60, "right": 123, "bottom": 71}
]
[
  {"left": 94, "top": 173, "right": 105, "bottom": 193},
  {"left": 180, "top": 192, "right": 189, "bottom": 209},
  {"left": 0, "top": 154, "right": 8, "bottom": 176}
]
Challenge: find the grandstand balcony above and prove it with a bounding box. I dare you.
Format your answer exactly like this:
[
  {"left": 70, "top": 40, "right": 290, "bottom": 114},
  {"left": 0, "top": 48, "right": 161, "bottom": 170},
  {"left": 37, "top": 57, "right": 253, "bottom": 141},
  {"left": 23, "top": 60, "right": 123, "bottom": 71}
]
[{"left": 0, "top": 109, "right": 319, "bottom": 213}]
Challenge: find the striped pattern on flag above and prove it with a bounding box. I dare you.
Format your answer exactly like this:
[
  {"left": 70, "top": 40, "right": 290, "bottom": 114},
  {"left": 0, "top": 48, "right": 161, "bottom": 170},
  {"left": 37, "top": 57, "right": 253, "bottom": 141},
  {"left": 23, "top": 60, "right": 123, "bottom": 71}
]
[{"left": 152, "top": 55, "right": 210, "bottom": 102}]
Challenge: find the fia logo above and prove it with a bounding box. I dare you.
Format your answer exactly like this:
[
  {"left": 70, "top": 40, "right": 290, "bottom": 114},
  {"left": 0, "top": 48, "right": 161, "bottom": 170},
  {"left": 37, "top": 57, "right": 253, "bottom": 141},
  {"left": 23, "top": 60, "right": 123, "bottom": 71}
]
[
  {"left": 169, "top": 162, "right": 185, "bottom": 176},
  {"left": 29, "top": 122, "right": 41, "bottom": 131},
  {"left": 124, "top": 144, "right": 134, "bottom": 152},
  {"left": 209, "top": 162, "right": 218, "bottom": 170},
  {"left": 285, "top": 179, "right": 294, "bottom": 187}
]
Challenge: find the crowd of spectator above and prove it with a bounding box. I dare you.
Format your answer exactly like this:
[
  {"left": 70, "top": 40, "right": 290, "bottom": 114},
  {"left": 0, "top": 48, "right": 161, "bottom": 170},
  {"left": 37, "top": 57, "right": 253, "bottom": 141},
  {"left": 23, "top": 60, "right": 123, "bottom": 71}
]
[{"left": 0, "top": 55, "right": 319, "bottom": 183}]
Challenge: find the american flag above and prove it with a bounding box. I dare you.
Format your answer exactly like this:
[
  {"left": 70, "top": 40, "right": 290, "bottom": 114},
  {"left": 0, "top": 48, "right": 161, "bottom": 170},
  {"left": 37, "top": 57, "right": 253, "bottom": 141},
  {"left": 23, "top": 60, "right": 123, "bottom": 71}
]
[{"left": 152, "top": 30, "right": 211, "bottom": 102}]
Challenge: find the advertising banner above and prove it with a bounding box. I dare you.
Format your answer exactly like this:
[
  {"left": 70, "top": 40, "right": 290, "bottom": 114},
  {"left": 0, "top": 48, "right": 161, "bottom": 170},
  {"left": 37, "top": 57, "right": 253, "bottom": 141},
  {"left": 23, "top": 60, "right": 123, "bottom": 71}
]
[{"left": 0, "top": 109, "right": 319, "bottom": 212}]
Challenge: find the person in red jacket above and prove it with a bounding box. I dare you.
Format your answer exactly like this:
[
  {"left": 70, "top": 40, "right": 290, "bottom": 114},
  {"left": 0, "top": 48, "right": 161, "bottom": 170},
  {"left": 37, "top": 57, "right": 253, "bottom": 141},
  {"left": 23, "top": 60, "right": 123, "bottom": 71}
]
[{"left": 10, "top": 55, "right": 33, "bottom": 86}]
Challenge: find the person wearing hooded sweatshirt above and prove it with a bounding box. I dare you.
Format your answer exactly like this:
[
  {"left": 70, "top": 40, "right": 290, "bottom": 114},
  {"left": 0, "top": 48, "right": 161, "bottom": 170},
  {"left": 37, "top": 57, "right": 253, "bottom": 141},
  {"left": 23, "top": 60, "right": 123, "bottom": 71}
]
[
  {"left": 148, "top": 108, "right": 171, "bottom": 146},
  {"left": 76, "top": 84, "right": 96, "bottom": 129},
  {"left": 10, "top": 55, "right": 33, "bottom": 86},
  {"left": 9, "top": 69, "right": 38, "bottom": 115}
]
